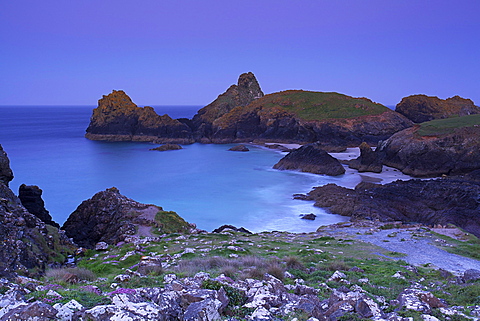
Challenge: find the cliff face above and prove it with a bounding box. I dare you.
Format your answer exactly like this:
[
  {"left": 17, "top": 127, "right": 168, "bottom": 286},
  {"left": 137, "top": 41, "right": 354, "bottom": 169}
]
[
  {"left": 62, "top": 187, "right": 194, "bottom": 249},
  {"left": 396, "top": 94, "right": 480, "bottom": 123},
  {"left": 377, "top": 115, "right": 480, "bottom": 177},
  {"left": 0, "top": 145, "right": 75, "bottom": 278},
  {"left": 85, "top": 90, "right": 194, "bottom": 144},
  {"left": 18, "top": 184, "right": 60, "bottom": 228},
  {"left": 0, "top": 145, "right": 13, "bottom": 185}
]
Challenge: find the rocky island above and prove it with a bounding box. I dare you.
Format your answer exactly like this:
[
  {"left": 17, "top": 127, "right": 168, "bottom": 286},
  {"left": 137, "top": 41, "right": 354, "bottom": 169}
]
[{"left": 85, "top": 72, "right": 413, "bottom": 146}]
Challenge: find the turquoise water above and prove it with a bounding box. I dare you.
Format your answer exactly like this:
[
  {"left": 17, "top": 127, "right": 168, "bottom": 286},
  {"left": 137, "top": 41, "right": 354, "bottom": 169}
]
[{"left": 0, "top": 105, "right": 351, "bottom": 232}]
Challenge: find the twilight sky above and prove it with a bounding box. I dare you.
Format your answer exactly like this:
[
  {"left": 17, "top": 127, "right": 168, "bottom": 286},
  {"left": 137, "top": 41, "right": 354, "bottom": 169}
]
[{"left": 1, "top": 1, "right": 479, "bottom": 106}]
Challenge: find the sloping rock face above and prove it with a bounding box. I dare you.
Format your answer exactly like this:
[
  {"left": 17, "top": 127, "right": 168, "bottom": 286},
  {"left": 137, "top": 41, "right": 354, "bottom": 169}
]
[
  {"left": 377, "top": 123, "right": 480, "bottom": 177},
  {"left": 0, "top": 146, "right": 75, "bottom": 278},
  {"left": 18, "top": 184, "right": 60, "bottom": 228},
  {"left": 297, "top": 170, "right": 480, "bottom": 237},
  {"left": 62, "top": 187, "right": 193, "bottom": 249},
  {"left": 396, "top": 94, "right": 480, "bottom": 123},
  {"left": 207, "top": 90, "right": 412, "bottom": 145},
  {"left": 85, "top": 90, "right": 194, "bottom": 143},
  {"left": 192, "top": 72, "right": 265, "bottom": 142},
  {"left": 273, "top": 143, "right": 345, "bottom": 176}
]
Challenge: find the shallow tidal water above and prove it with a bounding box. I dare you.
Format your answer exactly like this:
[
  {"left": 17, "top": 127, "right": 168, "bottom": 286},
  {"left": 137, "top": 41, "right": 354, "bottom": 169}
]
[{"left": 0, "top": 106, "right": 413, "bottom": 232}]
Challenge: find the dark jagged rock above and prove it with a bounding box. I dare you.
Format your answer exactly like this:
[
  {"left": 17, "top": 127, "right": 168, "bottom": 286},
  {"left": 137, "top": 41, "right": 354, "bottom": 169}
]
[
  {"left": 62, "top": 187, "right": 194, "bottom": 249},
  {"left": 273, "top": 143, "right": 345, "bottom": 176},
  {"left": 301, "top": 213, "right": 316, "bottom": 220},
  {"left": 85, "top": 90, "right": 194, "bottom": 143},
  {"left": 149, "top": 144, "right": 183, "bottom": 151},
  {"left": 18, "top": 184, "right": 60, "bottom": 228},
  {"left": 192, "top": 72, "right": 264, "bottom": 142},
  {"left": 0, "top": 144, "right": 13, "bottom": 185},
  {"left": 377, "top": 118, "right": 480, "bottom": 177},
  {"left": 396, "top": 94, "right": 480, "bottom": 123},
  {"left": 300, "top": 171, "right": 480, "bottom": 238},
  {"left": 0, "top": 147, "right": 76, "bottom": 279},
  {"left": 212, "top": 225, "right": 252, "bottom": 234},
  {"left": 347, "top": 142, "right": 383, "bottom": 173},
  {"left": 228, "top": 144, "right": 249, "bottom": 152}
]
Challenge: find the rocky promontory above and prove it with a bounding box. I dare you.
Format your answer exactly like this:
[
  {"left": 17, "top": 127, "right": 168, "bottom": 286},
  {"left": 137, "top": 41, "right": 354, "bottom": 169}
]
[
  {"left": 273, "top": 143, "right": 345, "bottom": 176},
  {"left": 85, "top": 73, "right": 413, "bottom": 146},
  {"left": 396, "top": 94, "right": 480, "bottom": 123},
  {"left": 376, "top": 115, "right": 480, "bottom": 177},
  {"left": 0, "top": 145, "right": 75, "bottom": 278},
  {"left": 296, "top": 170, "right": 480, "bottom": 238},
  {"left": 62, "top": 187, "right": 195, "bottom": 249},
  {"left": 18, "top": 184, "right": 60, "bottom": 228}
]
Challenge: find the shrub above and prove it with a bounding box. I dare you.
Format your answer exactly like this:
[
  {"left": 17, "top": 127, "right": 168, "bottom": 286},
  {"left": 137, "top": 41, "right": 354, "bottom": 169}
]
[{"left": 45, "top": 267, "right": 96, "bottom": 284}]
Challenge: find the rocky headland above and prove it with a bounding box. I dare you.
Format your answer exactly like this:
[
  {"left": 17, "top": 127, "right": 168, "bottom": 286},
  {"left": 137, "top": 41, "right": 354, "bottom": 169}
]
[
  {"left": 396, "top": 94, "right": 480, "bottom": 123},
  {"left": 85, "top": 73, "right": 413, "bottom": 146}
]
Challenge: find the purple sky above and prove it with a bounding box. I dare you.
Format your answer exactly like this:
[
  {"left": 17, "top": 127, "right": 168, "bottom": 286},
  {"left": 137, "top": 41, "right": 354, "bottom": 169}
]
[{"left": 1, "top": 1, "right": 479, "bottom": 106}]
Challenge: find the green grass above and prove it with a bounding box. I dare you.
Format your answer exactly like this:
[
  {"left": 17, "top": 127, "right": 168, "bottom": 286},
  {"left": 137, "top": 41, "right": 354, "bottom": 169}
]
[
  {"left": 255, "top": 90, "right": 389, "bottom": 120},
  {"left": 153, "top": 210, "right": 191, "bottom": 234},
  {"left": 430, "top": 231, "right": 480, "bottom": 260},
  {"left": 416, "top": 114, "right": 480, "bottom": 136}
]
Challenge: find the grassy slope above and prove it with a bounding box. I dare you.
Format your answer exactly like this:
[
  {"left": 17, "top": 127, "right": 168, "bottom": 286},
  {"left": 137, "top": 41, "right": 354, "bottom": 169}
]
[
  {"left": 416, "top": 114, "right": 480, "bottom": 136},
  {"left": 254, "top": 90, "right": 389, "bottom": 121}
]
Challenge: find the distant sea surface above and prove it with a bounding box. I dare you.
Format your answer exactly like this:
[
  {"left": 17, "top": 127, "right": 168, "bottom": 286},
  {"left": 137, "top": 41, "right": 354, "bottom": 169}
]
[{"left": 0, "top": 106, "right": 410, "bottom": 233}]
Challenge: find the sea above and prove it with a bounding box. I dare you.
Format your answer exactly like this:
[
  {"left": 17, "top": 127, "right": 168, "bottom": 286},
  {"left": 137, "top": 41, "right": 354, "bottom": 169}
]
[{"left": 0, "top": 105, "right": 414, "bottom": 233}]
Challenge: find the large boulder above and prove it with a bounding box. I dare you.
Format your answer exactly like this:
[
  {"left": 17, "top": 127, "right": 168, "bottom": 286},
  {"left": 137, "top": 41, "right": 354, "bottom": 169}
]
[
  {"left": 18, "top": 184, "right": 59, "bottom": 228},
  {"left": 299, "top": 170, "right": 480, "bottom": 238},
  {"left": 85, "top": 90, "right": 194, "bottom": 143},
  {"left": 396, "top": 94, "right": 480, "bottom": 123},
  {"left": 62, "top": 187, "right": 193, "bottom": 249},
  {"left": 273, "top": 143, "right": 345, "bottom": 176},
  {"left": 377, "top": 115, "right": 480, "bottom": 177}
]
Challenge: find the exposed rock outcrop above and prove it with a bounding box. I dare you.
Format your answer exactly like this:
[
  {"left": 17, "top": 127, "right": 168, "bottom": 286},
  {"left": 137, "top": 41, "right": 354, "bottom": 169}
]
[
  {"left": 297, "top": 170, "right": 480, "bottom": 238},
  {"left": 18, "top": 184, "right": 60, "bottom": 228},
  {"left": 273, "top": 143, "right": 345, "bottom": 176},
  {"left": 85, "top": 90, "right": 194, "bottom": 144},
  {"left": 396, "top": 94, "right": 480, "bottom": 123},
  {"left": 377, "top": 116, "right": 480, "bottom": 177},
  {"left": 192, "top": 72, "right": 264, "bottom": 142},
  {"left": 62, "top": 187, "right": 194, "bottom": 249},
  {"left": 347, "top": 142, "right": 383, "bottom": 173},
  {"left": 228, "top": 144, "right": 249, "bottom": 152},
  {"left": 0, "top": 147, "right": 75, "bottom": 278},
  {"left": 149, "top": 144, "right": 183, "bottom": 151}
]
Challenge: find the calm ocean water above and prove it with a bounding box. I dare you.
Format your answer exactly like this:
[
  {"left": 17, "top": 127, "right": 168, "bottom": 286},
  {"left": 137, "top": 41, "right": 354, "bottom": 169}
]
[{"left": 0, "top": 105, "right": 411, "bottom": 232}]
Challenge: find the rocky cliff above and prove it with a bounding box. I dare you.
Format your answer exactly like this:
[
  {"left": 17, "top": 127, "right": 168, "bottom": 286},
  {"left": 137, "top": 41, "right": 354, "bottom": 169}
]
[
  {"left": 18, "top": 184, "right": 60, "bottom": 228},
  {"left": 296, "top": 170, "right": 480, "bottom": 238},
  {"left": 62, "top": 187, "right": 195, "bottom": 249},
  {"left": 85, "top": 90, "right": 194, "bottom": 144},
  {"left": 396, "top": 94, "right": 480, "bottom": 123},
  {"left": 376, "top": 115, "right": 480, "bottom": 177},
  {"left": 0, "top": 145, "right": 75, "bottom": 278},
  {"left": 86, "top": 74, "right": 412, "bottom": 146}
]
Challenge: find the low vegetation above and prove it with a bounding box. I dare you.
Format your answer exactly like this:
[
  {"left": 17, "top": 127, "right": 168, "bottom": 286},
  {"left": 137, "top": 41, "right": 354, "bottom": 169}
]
[{"left": 416, "top": 114, "right": 480, "bottom": 136}]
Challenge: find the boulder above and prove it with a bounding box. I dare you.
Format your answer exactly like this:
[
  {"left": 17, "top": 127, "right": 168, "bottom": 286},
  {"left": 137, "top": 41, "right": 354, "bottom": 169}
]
[
  {"left": 301, "top": 214, "right": 316, "bottom": 220},
  {"left": 149, "top": 144, "right": 183, "bottom": 151},
  {"left": 228, "top": 144, "right": 249, "bottom": 152},
  {"left": 212, "top": 225, "right": 252, "bottom": 234},
  {"left": 18, "top": 184, "right": 59, "bottom": 228},
  {"left": 396, "top": 94, "right": 480, "bottom": 123},
  {"left": 347, "top": 142, "right": 382, "bottom": 173},
  {"left": 62, "top": 187, "right": 193, "bottom": 249},
  {"left": 273, "top": 143, "right": 345, "bottom": 176}
]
